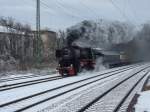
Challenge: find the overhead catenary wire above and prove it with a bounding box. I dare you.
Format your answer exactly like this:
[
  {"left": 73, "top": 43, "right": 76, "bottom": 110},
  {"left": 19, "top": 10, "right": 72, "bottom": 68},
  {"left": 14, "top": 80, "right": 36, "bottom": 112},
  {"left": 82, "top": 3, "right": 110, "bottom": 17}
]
[
  {"left": 22, "top": 0, "right": 141, "bottom": 29},
  {"left": 15, "top": 0, "right": 36, "bottom": 26},
  {"left": 28, "top": 0, "right": 55, "bottom": 15},
  {"left": 41, "top": 0, "right": 102, "bottom": 20},
  {"left": 109, "top": 0, "right": 134, "bottom": 24},
  {"left": 55, "top": 0, "right": 88, "bottom": 20},
  {"left": 79, "top": 0, "right": 100, "bottom": 19},
  {"left": 42, "top": 0, "right": 83, "bottom": 19},
  {"left": 110, "top": 0, "right": 141, "bottom": 28},
  {"left": 127, "top": 0, "right": 140, "bottom": 24},
  {"left": 40, "top": 1, "right": 56, "bottom": 14},
  {"left": 28, "top": 0, "right": 133, "bottom": 24},
  {"left": 41, "top": 0, "right": 85, "bottom": 30}
]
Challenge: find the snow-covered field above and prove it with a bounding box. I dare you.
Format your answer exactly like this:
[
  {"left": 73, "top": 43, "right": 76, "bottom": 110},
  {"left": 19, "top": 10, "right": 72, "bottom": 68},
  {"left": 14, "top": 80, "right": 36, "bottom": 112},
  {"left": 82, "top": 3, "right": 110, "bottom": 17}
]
[{"left": 0, "top": 63, "right": 149, "bottom": 112}]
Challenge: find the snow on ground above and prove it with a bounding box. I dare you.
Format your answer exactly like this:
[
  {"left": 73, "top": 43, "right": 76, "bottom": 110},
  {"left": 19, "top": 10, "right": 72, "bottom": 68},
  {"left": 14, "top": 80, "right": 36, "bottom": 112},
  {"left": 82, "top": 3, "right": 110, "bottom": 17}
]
[
  {"left": 117, "top": 72, "right": 150, "bottom": 112},
  {"left": 27, "top": 69, "right": 134, "bottom": 112},
  {"left": 0, "top": 68, "right": 57, "bottom": 86},
  {"left": 135, "top": 90, "right": 150, "bottom": 112},
  {"left": 0, "top": 66, "right": 131, "bottom": 106},
  {"left": 49, "top": 65, "right": 149, "bottom": 112},
  {"left": 0, "top": 73, "right": 60, "bottom": 87},
  {"left": 0, "top": 64, "right": 138, "bottom": 112},
  {"left": 85, "top": 70, "right": 149, "bottom": 112},
  {"left": 1, "top": 70, "right": 131, "bottom": 112},
  {"left": 0, "top": 68, "right": 56, "bottom": 80},
  {"left": 0, "top": 64, "right": 136, "bottom": 87},
  {"left": 0, "top": 63, "right": 148, "bottom": 112},
  {"left": 0, "top": 63, "right": 142, "bottom": 86}
]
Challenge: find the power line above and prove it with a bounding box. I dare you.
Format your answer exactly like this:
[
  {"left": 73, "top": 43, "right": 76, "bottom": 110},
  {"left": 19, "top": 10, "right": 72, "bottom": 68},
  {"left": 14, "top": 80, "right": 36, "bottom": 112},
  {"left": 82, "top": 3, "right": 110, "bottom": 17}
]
[
  {"left": 127, "top": 0, "right": 140, "bottom": 24},
  {"left": 42, "top": 0, "right": 83, "bottom": 19},
  {"left": 80, "top": 0, "right": 100, "bottom": 19},
  {"left": 109, "top": 0, "right": 133, "bottom": 23},
  {"left": 55, "top": 0, "right": 87, "bottom": 20},
  {"left": 40, "top": 1, "right": 55, "bottom": 14},
  {"left": 24, "top": 0, "right": 104, "bottom": 21},
  {"left": 36, "top": 0, "right": 40, "bottom": 37},
  {"left": 29, "top": 0, "right": 54, "bottom": 15},
  {"left": 25, "top": 0, "right": 138, "bottom": 28}
]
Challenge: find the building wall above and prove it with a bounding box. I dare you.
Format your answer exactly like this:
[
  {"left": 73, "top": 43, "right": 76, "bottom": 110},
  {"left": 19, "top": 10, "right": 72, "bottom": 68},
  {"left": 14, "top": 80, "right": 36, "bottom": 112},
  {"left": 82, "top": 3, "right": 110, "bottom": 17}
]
[
  {"left": 40, "top": 31, "right": 57, "bottom": 61},
  {"left": 0, "top": 30, "right": 57, "bottom": 71}
]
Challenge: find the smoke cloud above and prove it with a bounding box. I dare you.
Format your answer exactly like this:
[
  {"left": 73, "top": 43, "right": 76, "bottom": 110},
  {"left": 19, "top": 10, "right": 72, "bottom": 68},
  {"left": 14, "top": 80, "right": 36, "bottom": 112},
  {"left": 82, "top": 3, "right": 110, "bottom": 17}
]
[
  {"left": 66, "top": 20, "right": 136, "bottom": 48},
  {"left": 62, "top": 19, "right": 150, "bottom": 71}
]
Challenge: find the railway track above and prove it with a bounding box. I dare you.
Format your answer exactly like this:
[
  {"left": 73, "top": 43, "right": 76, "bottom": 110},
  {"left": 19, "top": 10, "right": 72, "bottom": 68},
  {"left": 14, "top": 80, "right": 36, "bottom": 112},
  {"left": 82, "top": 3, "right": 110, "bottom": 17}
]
[
  {"left": 79, "top": 69, "right": 149, "bottom": 112},
  {"left": 113, "top": 73, "right": 147, "bottom": 112},
  {"left": 0, "top": 64, "right": 142, "bottom": 92},
  {"left": 0, "top": 75, "right": 62, "bottom": 91},
  {"left": 45, "top": 64, "right": 150, "bottom": 112},
  {"left": 0, "top": 71, "right": 56, "bottom": 83},
  {"left": 0, "top": 64, "right": 148, "bottom": 112}
]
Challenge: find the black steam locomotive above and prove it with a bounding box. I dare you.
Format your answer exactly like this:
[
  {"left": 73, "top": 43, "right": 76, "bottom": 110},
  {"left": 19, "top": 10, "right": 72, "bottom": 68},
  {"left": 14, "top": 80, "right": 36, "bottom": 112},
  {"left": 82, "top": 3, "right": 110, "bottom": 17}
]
[
  {"left": 55, "top": 46, "right": 130, "bottom": 76},
  {"left": 56, "top": 46, "right": 103, "bottom": 76}
]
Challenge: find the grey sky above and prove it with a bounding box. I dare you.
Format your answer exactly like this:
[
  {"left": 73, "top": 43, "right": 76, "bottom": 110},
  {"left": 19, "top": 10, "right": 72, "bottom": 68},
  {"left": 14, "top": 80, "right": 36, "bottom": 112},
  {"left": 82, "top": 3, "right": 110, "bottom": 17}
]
[{"left": 0, "top": 0, "right": 150, "bottom": 30}]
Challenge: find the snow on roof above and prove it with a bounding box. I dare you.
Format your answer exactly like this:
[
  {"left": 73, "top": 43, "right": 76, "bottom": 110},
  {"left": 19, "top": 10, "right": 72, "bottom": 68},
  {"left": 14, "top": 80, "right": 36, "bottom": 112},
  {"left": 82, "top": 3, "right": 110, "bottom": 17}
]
[
  {"left": 101, "top": 51, "right": 120, "bottom": 56},
  {"left": 0, "top": 25, "right": 28, "bottom": 35},
  {"left": 93, "top": 48, "right": 103, "bottom": 51},
  {"left": 92, "top": 48, "right": 120, "bottom": 56},
  {"left": 0, "top": 25, "right": 7, "bottom": 33}
]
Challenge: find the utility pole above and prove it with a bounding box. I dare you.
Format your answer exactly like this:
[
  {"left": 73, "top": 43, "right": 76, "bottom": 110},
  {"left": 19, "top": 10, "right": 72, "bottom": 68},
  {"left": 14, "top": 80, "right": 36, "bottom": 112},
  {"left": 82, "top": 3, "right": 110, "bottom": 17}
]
[
  {"left": 36, "top": 0, "right": 40, "bottom": 40},
  {"left": 36, "top": 0, "right": 42, "bottom": 63}
]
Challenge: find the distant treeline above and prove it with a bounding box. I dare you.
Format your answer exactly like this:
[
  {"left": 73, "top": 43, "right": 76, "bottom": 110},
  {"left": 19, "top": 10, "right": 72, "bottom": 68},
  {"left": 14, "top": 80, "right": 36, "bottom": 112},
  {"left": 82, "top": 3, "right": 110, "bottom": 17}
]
[{"left": 0, "top": 16, "right": 31, "bottom": 34}]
